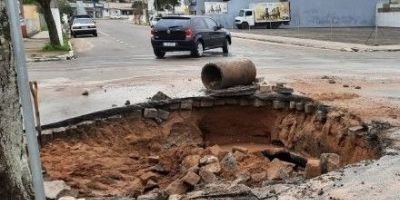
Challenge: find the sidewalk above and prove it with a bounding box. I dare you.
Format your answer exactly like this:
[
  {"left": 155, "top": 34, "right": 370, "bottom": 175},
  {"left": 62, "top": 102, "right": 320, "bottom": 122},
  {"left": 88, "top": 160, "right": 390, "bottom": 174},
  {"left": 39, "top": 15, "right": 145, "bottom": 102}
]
[
  {"left": 24, "top": 31, "right": 74, "bottom": 62},
  {"left": 231, "top": 28, "right": 400, "bottom": 52}
]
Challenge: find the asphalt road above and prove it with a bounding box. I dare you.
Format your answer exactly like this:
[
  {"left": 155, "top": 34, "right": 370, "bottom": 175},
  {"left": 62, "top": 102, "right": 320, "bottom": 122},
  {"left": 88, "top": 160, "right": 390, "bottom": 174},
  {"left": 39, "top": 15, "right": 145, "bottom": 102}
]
[{"left": 28, "top": 20, "right": 400, "bottom": 124}]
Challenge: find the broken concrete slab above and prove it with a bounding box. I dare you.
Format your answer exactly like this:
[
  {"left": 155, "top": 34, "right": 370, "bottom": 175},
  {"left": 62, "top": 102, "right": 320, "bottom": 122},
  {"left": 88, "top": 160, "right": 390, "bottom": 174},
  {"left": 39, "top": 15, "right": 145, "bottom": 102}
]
[{"left": 44, "top": 180, "right": 71, "bottom": 200}]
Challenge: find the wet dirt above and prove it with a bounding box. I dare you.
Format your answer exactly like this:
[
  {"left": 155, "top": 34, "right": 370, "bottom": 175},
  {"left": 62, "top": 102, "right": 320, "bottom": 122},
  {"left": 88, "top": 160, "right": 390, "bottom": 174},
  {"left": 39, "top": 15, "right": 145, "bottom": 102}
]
[
  {"left": 292, "top": 78, "right": 400, "bottom": 126},
  {"left": 41, "top": 106, "right": 381, "bottom": 197}
]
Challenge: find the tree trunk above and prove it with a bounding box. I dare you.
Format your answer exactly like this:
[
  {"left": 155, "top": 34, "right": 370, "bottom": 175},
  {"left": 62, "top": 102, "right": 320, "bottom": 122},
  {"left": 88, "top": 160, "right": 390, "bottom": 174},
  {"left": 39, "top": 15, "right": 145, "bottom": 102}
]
[
  {"left": 38, "top": 0, "right": 61, "bottom": 46},
  {"left": 0, "top": 2, "right": 34, "bottom": 200}
]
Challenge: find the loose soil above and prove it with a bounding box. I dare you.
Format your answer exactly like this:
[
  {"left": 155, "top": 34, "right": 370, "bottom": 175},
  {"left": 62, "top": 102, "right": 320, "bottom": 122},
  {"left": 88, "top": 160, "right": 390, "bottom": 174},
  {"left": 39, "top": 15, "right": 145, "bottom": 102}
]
[{"left": 41, "top": 106, "right": 381, "bottom": 197}]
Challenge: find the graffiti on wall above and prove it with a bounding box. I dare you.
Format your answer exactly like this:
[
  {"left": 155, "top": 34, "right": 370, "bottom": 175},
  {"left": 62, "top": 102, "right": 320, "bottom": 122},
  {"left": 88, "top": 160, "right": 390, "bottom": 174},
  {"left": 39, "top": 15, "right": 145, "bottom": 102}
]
[
  {"left": 252, "top": 2, "right": 290, "bottom": 21},
  {"left": 205, "top": 2, "right": 228, "bottom": 14}
]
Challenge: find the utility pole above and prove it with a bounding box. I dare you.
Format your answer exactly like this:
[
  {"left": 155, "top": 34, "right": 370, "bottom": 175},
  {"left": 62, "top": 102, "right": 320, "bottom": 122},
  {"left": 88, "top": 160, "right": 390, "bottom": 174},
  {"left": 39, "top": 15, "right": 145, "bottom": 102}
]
[{"left": 4, "top": 0, "right": 46, "bottom": 199}]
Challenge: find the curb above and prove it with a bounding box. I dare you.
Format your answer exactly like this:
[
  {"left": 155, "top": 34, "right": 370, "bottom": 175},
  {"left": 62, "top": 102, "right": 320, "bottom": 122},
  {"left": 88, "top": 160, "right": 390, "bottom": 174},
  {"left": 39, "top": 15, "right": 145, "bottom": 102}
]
[
  {"left": 231, "top": 32, "right": 400, "bottom": 52},
  {"left": 26, "top": 40, "right": 75, "bottom": 63}
]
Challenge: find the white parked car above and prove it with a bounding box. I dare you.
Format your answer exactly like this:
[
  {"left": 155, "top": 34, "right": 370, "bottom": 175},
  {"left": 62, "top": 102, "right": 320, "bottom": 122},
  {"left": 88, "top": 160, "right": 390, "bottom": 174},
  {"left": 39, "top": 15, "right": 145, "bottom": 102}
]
[
  {"left": 70, "top": 18, "right": 97, "bottom": 38},
  {"left": 110, "top": 15, "right": 122, "bottom": 19}
]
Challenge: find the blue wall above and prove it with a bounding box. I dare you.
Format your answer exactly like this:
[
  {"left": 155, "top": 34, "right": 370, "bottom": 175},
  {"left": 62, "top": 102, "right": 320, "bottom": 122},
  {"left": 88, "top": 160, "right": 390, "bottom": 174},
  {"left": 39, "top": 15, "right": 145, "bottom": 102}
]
[{"left": 192, "top": 0, "right": 379, "bottom": 28}]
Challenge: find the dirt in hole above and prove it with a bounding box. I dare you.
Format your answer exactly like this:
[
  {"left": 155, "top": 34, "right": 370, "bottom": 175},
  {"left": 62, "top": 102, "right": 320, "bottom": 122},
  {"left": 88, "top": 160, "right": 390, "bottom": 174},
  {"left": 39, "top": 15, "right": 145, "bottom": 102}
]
[{"left": 41, "top": 106, "right": 380, "bottom": 197}]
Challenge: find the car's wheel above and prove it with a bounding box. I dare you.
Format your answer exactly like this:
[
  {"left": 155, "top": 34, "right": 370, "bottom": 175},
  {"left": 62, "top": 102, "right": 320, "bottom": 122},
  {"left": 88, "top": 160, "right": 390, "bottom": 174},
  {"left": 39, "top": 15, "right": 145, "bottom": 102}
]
[
  {"left": 222, "top": 38, "right": 229, "bottom": 54},
  {"left": 154, "top": 49, "right": 165, "bottom": 59},
  {"left": 93, "top": 31, "right": 98, "bottom": 37},
  {"left": 72, "top": 33, "right": 77, "bottom": 38},
  {"left": 242, "top": 22, "right": 249, "bottom": 29},
  {"left": 191, "top": 41, "right": 204, "bottom": 58}
]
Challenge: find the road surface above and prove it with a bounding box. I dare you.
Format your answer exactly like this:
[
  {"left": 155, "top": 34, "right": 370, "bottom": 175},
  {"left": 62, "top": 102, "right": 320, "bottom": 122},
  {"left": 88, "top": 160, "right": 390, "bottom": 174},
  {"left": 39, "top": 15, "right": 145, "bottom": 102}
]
[{"left": 28, "top": 20, "right": 400, "bottom": 124}]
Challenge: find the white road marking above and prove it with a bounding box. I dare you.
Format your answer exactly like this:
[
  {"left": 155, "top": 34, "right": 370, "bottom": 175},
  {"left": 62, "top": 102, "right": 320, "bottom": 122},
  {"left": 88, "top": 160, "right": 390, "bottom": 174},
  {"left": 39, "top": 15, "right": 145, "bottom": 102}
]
[{"left": 98, "top": 30, "right": 110, "bottom": 37}]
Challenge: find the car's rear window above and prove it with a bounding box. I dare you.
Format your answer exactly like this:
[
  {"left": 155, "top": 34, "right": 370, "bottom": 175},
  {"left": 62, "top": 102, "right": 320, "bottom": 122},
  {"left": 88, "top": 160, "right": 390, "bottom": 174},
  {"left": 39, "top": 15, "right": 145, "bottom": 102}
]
[
  {"left": 74, "top": 18, "right": 94, "bottom": 24},
  {"left": 156, "top": 18, "right": 190, "bottom": 28}
]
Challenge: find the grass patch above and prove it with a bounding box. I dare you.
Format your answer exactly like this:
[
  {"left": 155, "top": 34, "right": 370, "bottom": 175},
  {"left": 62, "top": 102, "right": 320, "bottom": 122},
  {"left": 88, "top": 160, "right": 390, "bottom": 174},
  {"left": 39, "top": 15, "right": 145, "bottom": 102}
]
[{"left": 42, "top": 35, "right": 71, "bottom": 52}]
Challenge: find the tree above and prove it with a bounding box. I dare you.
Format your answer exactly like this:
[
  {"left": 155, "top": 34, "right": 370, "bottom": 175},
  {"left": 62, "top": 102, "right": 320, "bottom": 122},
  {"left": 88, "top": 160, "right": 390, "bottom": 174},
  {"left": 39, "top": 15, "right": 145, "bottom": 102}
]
[
  {"left": 132, "top": 1, "right": 146, "bottom": 24},
  {"left": 0, "top": 1, "right": 34, "bottom": 200},
  {"left": 58, "top": 0, "right": 73, "bottom": 18},
  {"left": 36, "top": 0, "right": 61, "bottom": 46},
  {"left": 154, "top": 0, "right": 179, "bottom": 13}
]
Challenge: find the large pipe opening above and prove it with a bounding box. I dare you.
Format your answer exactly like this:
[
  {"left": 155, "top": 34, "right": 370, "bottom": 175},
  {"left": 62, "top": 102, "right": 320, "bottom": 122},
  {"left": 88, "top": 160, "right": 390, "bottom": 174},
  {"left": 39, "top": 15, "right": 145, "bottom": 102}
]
[{"left": 201, "top": 63, "right": 223, "bottom": 90}]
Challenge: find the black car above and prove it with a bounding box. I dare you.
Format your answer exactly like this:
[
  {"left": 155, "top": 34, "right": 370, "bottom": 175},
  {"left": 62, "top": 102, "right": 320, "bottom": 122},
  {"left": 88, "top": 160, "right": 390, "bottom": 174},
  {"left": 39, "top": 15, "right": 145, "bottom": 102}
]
[{"left": 151, "top": 16, "right": 231, "bottom": 58}]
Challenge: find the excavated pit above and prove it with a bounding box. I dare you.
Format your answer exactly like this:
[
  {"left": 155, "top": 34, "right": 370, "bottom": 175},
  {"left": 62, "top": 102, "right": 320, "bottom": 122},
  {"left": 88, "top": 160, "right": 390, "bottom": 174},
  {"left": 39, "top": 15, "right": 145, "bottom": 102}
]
[{"left": 40, "top": 98, "right": 382, "bottom": 197}]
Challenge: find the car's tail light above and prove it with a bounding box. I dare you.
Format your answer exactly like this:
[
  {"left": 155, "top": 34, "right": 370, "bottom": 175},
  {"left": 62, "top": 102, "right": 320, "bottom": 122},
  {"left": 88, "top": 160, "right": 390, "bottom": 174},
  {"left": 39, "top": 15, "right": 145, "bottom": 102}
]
[
  {"left": 89, "top": 25, "right": 96, "bottom": 28},
  {"left": 185, "top": 28, "right": 193, "bottom": 39},
  {"left": 151, "top": 28, "right": 156, "bottom": 37}
]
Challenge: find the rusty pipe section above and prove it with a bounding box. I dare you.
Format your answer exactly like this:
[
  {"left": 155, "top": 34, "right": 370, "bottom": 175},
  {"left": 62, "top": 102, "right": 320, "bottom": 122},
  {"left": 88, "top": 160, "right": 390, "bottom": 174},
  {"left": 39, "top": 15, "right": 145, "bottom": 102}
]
[{"left": 201, "top": 58, "right": 257, "bottom": 90}]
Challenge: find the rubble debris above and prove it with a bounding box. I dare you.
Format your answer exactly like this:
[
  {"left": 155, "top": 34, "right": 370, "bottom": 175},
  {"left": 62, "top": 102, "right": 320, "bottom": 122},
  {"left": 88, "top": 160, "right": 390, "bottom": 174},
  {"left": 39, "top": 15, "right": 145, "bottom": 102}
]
[
  {"left": 143, "top": 108, "right": 158, "bottom": 119},
  {"left": 44, "top": 180, "right": 72, "bottom": 200},
  {"left": 182, "top": 171, "right": 201, "bottom": 186},
  {"left": 165, "top": 179, "right": 189, "bottom": 195},
  {"left": 272, "top": 83, "right": 294, "bottom": 95},
  {"left": 206, "top": 85, "right": 258, "bottom": 97},
  {"left": 305, "top": 159, "right": 321, "bottom": 178},
  {"left": 40, "top": 95, "right": 382, "bottom": 198},
  {"left": 355, "top": 86, "right": 362, "bottom": 89},
  {"left": 81, "top": 90, "right": 89, "bottom": 96},
  {"left": 320, "top": 153, "right": 341, "bottom": 173},
  {"left": 328, "top": 79, "right": 336, "bottom": 84},
  {"left": 151, "top": 91, "right": 171, "bottom": 101}
]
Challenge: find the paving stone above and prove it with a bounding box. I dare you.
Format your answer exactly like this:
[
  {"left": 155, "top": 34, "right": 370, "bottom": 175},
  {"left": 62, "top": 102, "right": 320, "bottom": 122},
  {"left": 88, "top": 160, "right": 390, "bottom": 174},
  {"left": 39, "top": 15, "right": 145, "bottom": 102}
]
[
  {"left": 140, "top": 171, "right": 158, "bottom": 182},
  {"left": 44, "top": 180, "right": 71, "bottom": 199},
  {"left": 200, "top": 100, "right": 214, "bottom": 107},
  {"left": 199, "top": 155, "right": 219, "bottom": 165},
  {"left": 214, "top": 99, "right": 226, "bottom": 106},
  {"left": 232, "top": 146, "right": 249, "bottom": 154},
  {"left": 349, "top": 125, "right": 367, "bottom": 133},
  {"left": 158, "top": 109, "right": 170, "bottom": 120},
  {"left": 239, "top": 98, "right": 251, "bottom": 106},
  {"left": 320, "top": 153, "right": 341, "bottom": 173},
  {"left": 226, "top": 99, "right": 239, "bottom": 105},
  {"left": 305, "top": 103, "right": 316, "bottom": 114},
  {"left": 202, "top": 162, "right": 221, "bottom": 174},
  {"left": 199, "top": 167, "right": 218, "bottom": 184},
  {"left": 296, "top": 102, "right": 305, "bottom": 111},
  {"left": 253, "top": 99, "right": 266, "bottom": 107},
  {"left": 182, "top": 171, "right": 201, "bottom": 186},
  {"left": 165, "top": 179, "right": 189, "bottom": 195},
  {"left": 181, "top": 155, "right": 201, "bottom": 171},
  {"left": 273, "top": 100, "right": 286, "bottom": 110},
  {"left": 192, "top": 100, "right": 201, "bottom": 108},
  {"left": 221, "top": 152, "right": 237, "bottom": 172},
  {"left": 304, "top": 159, "right": 321, "bottom": 178},
  {"left": 289, "top": 101, "right": 297, "bottom": 110},
  {"left": 143, "top": 108, "right": 158, "bottom": 118},
  {"left": 180, "top": 100, "right": 193, "bottom": 110},
  {"left": 169, "top": 103, "right": 180, "bottom": 110}
]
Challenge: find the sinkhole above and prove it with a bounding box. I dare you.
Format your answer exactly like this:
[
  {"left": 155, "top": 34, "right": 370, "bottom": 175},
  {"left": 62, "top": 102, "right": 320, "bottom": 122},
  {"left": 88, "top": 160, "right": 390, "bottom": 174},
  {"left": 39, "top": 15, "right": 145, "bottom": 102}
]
[{"left": 40, "top": 99, "right": 382, "bottom": 197}]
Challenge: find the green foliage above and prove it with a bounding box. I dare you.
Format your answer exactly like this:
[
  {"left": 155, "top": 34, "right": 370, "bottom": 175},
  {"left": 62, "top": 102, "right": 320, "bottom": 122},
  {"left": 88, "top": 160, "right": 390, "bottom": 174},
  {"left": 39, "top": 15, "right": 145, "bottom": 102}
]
[
  {"left": 59, "top": 0, "right": 73, "bottom": 16},
  {"left": 154, "top": 0, "right": 179, "bottom": 11},
  {"left": 42, "top": 35, "right": 70, "bottom": 52},
  {"left": 132, "top": 1, "right": 146, "bottom": 15},
  {"left": 22, "top": 0, "right": 38, "bottom": 5}
]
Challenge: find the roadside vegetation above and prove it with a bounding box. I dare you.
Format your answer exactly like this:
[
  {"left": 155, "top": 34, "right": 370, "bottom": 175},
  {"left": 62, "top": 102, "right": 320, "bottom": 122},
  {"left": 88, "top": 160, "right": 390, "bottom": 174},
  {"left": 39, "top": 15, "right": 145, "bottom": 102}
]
[{"left": 42, "top": 34, "right": 70, "bottom": 51}]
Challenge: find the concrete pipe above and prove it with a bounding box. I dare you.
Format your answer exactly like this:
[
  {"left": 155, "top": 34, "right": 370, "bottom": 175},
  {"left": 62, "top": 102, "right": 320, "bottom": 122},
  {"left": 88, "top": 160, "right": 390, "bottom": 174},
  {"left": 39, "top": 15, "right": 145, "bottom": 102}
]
[{"left": 201, "top": 58, "right": 257, "bottom": 90}]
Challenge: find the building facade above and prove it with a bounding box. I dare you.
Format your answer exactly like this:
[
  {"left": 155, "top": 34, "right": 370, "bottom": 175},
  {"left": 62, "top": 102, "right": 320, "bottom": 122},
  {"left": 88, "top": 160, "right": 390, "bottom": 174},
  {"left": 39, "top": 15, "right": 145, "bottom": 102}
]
[{"left": 190, "top": 0, "right": 382, "bottom": 29}]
